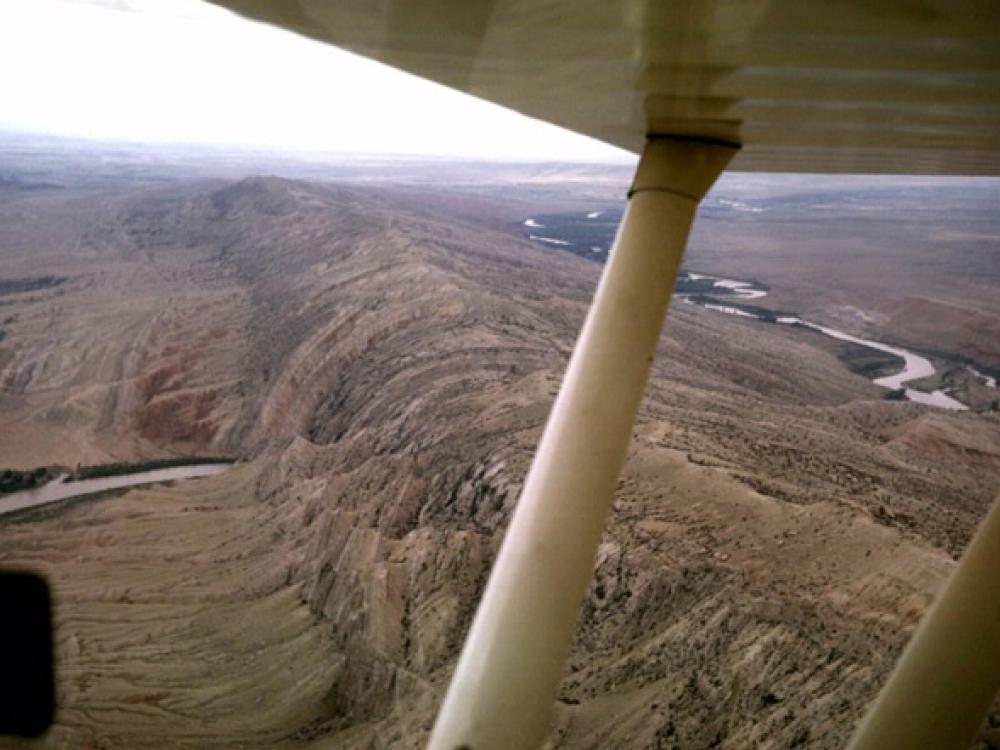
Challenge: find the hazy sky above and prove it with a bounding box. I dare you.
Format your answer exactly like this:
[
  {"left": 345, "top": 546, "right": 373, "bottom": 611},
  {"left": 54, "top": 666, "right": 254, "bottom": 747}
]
[{"left": 0, "top": 0, "right": 632, "bottom": 162}]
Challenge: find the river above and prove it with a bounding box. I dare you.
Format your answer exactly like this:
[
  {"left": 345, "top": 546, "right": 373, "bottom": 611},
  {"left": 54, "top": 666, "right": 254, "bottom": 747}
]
[
  {"left": 677, "top": 272, "right": 975, "bottom": 411},
  {"left": 0, "top": 463, "right": 232, "bottom": 517},
  {"left": 521, "top": 214, "right": 990, "bottom": 411},
  {"left": 774, "top": 316, "right": 967, "bottom": 410}
]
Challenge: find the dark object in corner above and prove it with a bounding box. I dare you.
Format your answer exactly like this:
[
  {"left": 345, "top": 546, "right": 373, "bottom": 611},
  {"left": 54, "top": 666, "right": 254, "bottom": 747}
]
[{"left": 0, "top": 571, "right": 54, "bottom": 737}]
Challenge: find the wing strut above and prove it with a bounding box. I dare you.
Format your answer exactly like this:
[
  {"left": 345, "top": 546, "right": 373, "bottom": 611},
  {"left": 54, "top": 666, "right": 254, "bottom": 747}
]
[
  {"left": 428, "top": 136, "right": 737, "bottom": 750},
  {"left": 847, "top": 492, "right": 1000, "bottom": 750}
]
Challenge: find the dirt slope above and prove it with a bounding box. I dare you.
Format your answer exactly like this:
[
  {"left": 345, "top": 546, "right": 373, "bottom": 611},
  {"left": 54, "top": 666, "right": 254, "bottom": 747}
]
[{"left": 1, "top": 174, "right": 998, "bottom": 749}]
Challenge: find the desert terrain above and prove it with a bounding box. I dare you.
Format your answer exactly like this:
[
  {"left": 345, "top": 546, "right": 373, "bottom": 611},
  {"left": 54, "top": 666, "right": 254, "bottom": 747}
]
[{"left": 1, "top": 136, "right": 999, "bottom": 749}]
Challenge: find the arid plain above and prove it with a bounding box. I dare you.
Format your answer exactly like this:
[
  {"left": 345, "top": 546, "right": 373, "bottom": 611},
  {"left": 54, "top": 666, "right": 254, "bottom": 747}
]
[{"left": 1, "top": 137, "right": 999, "bottom": 749}]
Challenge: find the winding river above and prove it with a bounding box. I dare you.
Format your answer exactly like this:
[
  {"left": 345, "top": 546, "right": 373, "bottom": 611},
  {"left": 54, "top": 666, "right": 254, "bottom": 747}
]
[
  {"left": 523, "top": 213, "right": 985, "bottom": 411},
  {"left": 776, "top": 317, "right": 966, "bottom": 410},
  {"left": 677, "top": 271, "right": 971, "bottom": 410},
  {"left": 0, "top": 463, "right": 232, "bottom": 517}
]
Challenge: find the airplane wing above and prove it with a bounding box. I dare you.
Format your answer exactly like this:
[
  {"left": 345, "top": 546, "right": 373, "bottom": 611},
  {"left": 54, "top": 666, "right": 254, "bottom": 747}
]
[{"left": 208, "top": 0, "right": 1000, "bottom": 174}]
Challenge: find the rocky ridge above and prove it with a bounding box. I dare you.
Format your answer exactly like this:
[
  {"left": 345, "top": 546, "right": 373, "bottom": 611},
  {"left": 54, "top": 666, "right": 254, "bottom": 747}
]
[{"left": 0, "top": 175, "right": 998, "bottom": 748}]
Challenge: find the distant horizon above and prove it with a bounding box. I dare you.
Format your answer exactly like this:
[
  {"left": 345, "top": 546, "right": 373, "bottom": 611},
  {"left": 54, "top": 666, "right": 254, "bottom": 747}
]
[
  {"left": 8, "top": 130, "right": 1000, "bottom": 195},
  {"left": 0, "top": 127, "right": 639, "bottom": 166}
]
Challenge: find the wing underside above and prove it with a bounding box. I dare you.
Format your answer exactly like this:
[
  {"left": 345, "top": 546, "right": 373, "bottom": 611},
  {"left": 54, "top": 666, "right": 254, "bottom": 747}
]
[{"left": 209, "top": 0, "right": 1000, "bottom": 174}]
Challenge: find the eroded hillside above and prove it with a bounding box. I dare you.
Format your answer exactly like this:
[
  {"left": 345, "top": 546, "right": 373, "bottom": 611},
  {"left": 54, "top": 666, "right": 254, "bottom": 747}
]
[{"left": 1, "top": 171, "right": 999, "bottom": 749}]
